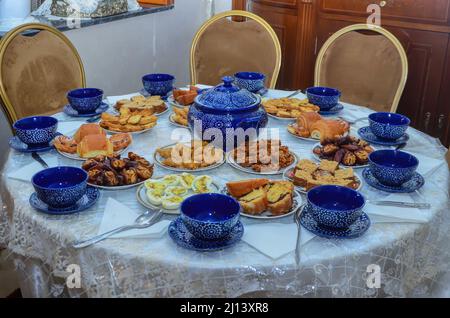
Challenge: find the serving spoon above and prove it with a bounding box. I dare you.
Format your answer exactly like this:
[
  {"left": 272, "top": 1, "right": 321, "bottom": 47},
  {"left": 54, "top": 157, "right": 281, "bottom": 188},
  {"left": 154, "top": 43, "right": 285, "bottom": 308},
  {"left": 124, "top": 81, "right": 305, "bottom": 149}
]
[{"left": 72, "top": 209, "right": 163, "bottom": 249}]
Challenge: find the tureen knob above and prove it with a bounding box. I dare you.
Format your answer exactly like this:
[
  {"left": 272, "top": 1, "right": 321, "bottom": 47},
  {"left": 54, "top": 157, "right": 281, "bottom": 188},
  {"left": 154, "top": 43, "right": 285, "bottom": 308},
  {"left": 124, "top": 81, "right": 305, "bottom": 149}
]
[{"left": 222, "top": 76, "right": 234, "bottom": 87}]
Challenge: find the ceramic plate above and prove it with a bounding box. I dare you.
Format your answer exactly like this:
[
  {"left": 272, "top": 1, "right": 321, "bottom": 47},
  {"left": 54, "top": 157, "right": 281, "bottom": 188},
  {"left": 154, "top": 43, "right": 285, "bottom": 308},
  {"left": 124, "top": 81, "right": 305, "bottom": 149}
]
[
  {"left": 29, "top": 187, "right": 100, "bottom": 215},
  {"left": 9, "top": 136, "right": 56, "bottom": 153},
  {"left": 56, "top": 145, "right": 129, "bottom": 161},
  {"left": 267, "top": 113, "right": 297, "bottom": 121},
  {"left": 282, "top": 167, "right": 363, "bottom": 194},
  {"left": 169, "top": 113, "right": 190, "bottom": 129},
  {"left": 102, "top": 126, "right": 155, "bottom": 135},
  {"left": 153, "top": 143, "right": 225, "bottom": 173},
  {"left": 136, "top": 180, "right": 221, "bottom": 215},
  {"left": 311, "top": 142, "right": 374, "bottom": 169},
  {"left": 226, "top": 150, "right": 298, "bottom": 176},
  {"left": 362, "top": 168, "right": 425, "bottom": 193},
  {"left": 63, "top": 102, "right": 109, "bottom": 118},
  {"left": 287, "top": 124, "right": 320, "bottom": 142},
  {"left": 167, "top": 94, "right": 192, "bottom": 109},
  {"left": 169, "top": 217, "right": 244, "bottom": 252},
  {"left": 88, "top": 178, "right": 149, "bottom": 191},
  {"left": 358, "top": 126, "right": 410, "bottom": 147},
  {"left": 222, "top": 187, "right": 303, "bottom": 220},
  {"left": 318, "top": 103, "right": 344, "bottom": 116},
  {"left": 300, "top": 204, "right": 371, "bottom": 239}
]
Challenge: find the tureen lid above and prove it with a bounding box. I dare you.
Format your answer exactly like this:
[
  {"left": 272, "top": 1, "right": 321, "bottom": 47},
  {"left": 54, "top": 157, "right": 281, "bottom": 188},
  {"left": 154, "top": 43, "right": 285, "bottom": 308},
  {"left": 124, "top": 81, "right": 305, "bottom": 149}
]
[{"left": 195, "top": 76, "right": 260, "bottom": 111}]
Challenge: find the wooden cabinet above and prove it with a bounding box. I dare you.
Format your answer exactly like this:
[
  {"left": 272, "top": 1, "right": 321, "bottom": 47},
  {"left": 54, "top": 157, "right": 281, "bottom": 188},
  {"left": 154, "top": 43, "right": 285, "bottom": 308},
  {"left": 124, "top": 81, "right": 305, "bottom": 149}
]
[{"left": 235, "top": 0, "right": 450, "bottom": 147}]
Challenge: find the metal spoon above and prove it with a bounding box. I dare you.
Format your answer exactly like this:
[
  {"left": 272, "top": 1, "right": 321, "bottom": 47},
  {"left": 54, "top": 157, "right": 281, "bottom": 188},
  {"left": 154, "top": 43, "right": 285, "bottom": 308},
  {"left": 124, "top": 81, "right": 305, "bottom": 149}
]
[
  {"left": 72, "top": 209, "right": 163, "bottom": 249},
  {"left": 286, "top": 89, "right": 304, "bottom": 99},
  {"left": 86, "top": 115, "right": 101, "bottom": 123},
  {"left": 293, "top": 204, "right": 306, "bottom": 266}
]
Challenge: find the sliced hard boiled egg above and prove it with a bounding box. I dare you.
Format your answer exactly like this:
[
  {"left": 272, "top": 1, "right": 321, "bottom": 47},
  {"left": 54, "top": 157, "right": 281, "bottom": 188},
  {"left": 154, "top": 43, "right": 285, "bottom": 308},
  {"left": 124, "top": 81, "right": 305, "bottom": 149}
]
[
  {"left": 192, "top": 175, "right": 213, "bottom": 194},
  {"left": 146, "top": 188, "right": 166, "bottom": 206},
  {"left": 144, "top": 180, "right": 166, "bottom": 192},
  {"left": 165, "top": 186, "right": 188, "bottom": 197},
  {"left": 162, "top": 195, "right": 184, "bottom": 210},
  {"left": 161, "top": 175, "right": 181, "bottom": 187},
  {"left": 180, "top": 173, "right": 195, "bottom": 189}
]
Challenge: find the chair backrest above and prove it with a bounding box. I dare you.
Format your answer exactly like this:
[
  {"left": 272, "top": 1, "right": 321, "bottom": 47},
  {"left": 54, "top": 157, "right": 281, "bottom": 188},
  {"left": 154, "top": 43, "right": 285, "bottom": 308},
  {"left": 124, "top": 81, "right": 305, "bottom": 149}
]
[
  {"left": 190, "top": 10, "right": 281, "bottom": 88},
  {"left": 0, "top": 23, "right": 85, "bottom": 125},
  {"left": 315, "top": 24, "right": 408, "bottom": 113},
  {"left": 446, "top": 149, "right": 450, "bottom": 169}
]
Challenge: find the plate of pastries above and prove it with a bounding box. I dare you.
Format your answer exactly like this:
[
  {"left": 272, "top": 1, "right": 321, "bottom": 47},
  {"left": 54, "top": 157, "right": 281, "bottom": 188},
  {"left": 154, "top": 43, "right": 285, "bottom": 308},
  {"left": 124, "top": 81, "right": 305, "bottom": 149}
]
[
  {"left": 312, "top": 136, "right": 375, "bottom": 168},
  {"left": 82, "top": 152, "right": 154, "bottom": 190},
  {"left": 114, "top": 95, "right": 168, "bottom": 116},
  {"left": 100, "top": 106, "right": 158, "bottom": 134},
  {"left": 225, "top": 179, "right": 302, "bottom": 219},
  {"left": 54, "top": 123, "right": 132, "bottom": 161},
  {"left": 287, "top": 112, "right": 350, "bottom": 142},
  {"left": 154, "top": 140, "right": 225, "bottom": 172},
  {"left": 136, "top": 173, "right": 220, "bottom": 214},
  {"left": 169, "top": 107, "right": 189, "bottom": 128},
  {"left": 262, "top": 98, "right": 320, "bottom": 120},
  {"left": 168, "top": 86, "right": 199, "bottom": 108},
  {"left": 227, "top": 139, "right": 297, "bottom": 175},
  {"left": 283, "top": 159, "right": 362, "bottom": 193}
]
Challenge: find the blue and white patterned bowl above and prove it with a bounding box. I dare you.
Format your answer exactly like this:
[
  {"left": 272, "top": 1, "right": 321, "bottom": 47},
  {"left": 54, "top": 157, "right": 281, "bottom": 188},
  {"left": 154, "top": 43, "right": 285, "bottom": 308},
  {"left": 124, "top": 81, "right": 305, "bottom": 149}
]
[
  {"left": 13, "top": 116, "right": 58, "bottom": 146},
  {"left": 368, "top": 112, "right": 410, "bottom": 140},
  {"left": 67, "top": 88, "right": 104, "bottom": 114},
  {"left": 180, "top": 193, "right": 241, "bottom": 241},
  {"left": 234, "top": 72, "right": 266, "bottom": 94},
  {"left": 369, "top": 150, "right": 419, "bottom": 187},
  {"left": 306, "top": 87, "right": 341, "bottom": 110},
  {"left": 307, "top": 185, "right": 366, "bottom": 229},
  {"left": 32, "top": 167, "right": 88, "bottom": 209},
  {"left": 142, "top": 73, "right": 175, "bottom": 97}
]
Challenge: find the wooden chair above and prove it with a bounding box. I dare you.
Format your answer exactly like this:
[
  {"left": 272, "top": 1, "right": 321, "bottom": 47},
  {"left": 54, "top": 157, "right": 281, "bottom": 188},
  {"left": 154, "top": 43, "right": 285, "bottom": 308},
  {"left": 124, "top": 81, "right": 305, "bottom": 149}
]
[
  {"left": 0, "top": 23, "right": 85, "bottom": 126},
  {"left": 190, "top": 10, "right": 281, "bottom": 88},
  {"left": 315, "top": 24, "right": 408, "bottom": 113},
  {"left": 446, "top": 149, "right": 450, "bottom": 169}
]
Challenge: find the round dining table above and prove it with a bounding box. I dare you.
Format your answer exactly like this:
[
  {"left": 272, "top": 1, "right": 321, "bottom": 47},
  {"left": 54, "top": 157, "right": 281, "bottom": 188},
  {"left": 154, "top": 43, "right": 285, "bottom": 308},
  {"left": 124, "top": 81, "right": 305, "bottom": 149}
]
[{"left": 1, "top": 89, "right": 449, "bottom": 298}]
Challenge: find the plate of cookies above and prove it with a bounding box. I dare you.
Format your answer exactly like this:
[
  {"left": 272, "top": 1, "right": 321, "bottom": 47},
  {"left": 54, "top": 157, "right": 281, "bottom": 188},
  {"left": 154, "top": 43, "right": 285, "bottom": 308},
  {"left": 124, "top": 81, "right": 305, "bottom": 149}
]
[
  {"left": 100, "top": 107, "right": 158, "bottom": 134},
  {"left": 169, "top": 107, "right": 190, "bottom": 128},
  {"left": 262, "top": 97, "right": 320, "bottom": 120},
  {"left": 82, "top": 152, "right": 154, "bottom": 190},
  {"left": 53, "top": 123, "right": 132, "bottom": 161},
  {"left": 154, "top": 140, "right": 225, "bottom": 172},
  {"left": 114, "top": 95, "right": 169, "bottom": 116},
  {"left": 227, "top": 139, "right": 298, "bottom": 175},
  {"left": 225, "top": 179, "right": 302, "bottom": 219},
  {"left": 311, "top": 136, "right": 376, "bottom": 168},
  {"left": 283, "top": 159, "right": 362, "bottom": 194}
]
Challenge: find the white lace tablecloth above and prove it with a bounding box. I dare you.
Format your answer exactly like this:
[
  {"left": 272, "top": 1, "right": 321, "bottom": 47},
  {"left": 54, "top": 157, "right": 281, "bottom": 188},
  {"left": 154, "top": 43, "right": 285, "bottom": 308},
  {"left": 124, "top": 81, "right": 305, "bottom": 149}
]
[{"left": 1, "top": 89, "right": 449, "bottom": 298}]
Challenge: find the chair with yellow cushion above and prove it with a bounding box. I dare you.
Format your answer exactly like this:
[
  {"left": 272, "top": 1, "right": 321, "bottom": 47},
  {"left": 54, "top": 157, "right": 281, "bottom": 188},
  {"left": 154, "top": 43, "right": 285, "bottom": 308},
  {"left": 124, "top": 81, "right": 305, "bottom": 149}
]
[
  {"left": 0, "top": 23, "right": 85, "bottom": 126},
  {"left": 190, "top": 10, "right": 281, "bottom": 88},
  {"left": 315, "top": 24, "right": 408, "bottom": 113}
]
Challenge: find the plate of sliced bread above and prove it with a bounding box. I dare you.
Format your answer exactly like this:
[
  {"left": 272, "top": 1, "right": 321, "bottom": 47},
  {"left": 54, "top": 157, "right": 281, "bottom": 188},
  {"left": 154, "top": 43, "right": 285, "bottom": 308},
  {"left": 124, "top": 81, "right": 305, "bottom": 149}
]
[
  {"left": 225, "top": 179, "right": 303, "bottom": 219},
  {"left": 283, "top": 159, "right": 362, "bottom": 194}
]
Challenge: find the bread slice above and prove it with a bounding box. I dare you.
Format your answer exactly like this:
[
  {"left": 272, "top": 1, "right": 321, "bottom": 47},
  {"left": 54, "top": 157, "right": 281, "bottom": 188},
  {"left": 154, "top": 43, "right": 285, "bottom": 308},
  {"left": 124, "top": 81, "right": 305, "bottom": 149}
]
[
  {"left": 77, "top": 134, "right": 113, "bottom": 158},
  {"left": 239, "top": 188, "right": 268, "bottom": 215},
  {"left": 293, "top": 170, "right": 310, "bottom": 187},
  {"left": 266, "top": 181, "right": 294, "bottom": 216},
  {"left": 226, "top": 179, "right": 269, "bottom": 198},
  {"left": 268, "top": 193, "right": 293, "bottom": 216}
]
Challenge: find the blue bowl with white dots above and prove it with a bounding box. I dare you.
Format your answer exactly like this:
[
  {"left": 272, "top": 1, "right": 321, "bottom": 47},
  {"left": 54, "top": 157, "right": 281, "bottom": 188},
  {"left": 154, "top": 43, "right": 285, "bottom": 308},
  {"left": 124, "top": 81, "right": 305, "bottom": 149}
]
[
  {"left": 142, "top": 73, "right": 175, "bottom": 97},
  {"left": 13, "top": 116, "right": 58, "bottom": 146},
  {"left": 307, "top": 185, "right": 366, "bottom": 229},
  {"left": 32, "top": 167, "right": 88, "bottom": 209},
  {"left": 180, "top": 193, "right": 241, "bottom": 241},
  {"left": 234, "top": 72, "right": 266, "bottom": 93},
  {"left": 369, "top": 150, "right": 419, "bottom": 187},
  {"left": 67, "top": 88, "right": 104, "bottom": 114},
  {"left": 368, "top": 112, "right": 410, "bottom": 140},
  {"left": 306, "top": 87, "right": 341, "bottom": 110}
]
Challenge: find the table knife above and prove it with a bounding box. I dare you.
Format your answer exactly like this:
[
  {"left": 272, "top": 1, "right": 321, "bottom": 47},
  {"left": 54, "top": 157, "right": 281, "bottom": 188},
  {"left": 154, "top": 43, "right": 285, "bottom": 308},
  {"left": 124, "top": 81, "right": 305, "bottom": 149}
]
[
  {"left": 31, "top": 152, "right": 49, "bottom": 169},
  {"left": 369, "top": 200, "right": 431, "bottom": 209}
]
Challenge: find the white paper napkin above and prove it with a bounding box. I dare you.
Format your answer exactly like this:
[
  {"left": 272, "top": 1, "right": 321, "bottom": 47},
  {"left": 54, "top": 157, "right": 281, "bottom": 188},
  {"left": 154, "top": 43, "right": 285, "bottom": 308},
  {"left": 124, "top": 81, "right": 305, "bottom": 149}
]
[
  {"left": 106, "top": 93, "right": 142, "bottom": 106},
  {"left": 242, "top": 223, "right": 315, "bottom": 260},
  {"left": 409, "top": 153, "right": 446, "bottom": 177},
  {"left": 98, "top": 198, "right": 170, "bottom": 239},
  {"left": 7, "top": 157, "right": 59, "bottom": 182},
  {"left": 365, "top": 193, "right": 429, "bottom": 224}
]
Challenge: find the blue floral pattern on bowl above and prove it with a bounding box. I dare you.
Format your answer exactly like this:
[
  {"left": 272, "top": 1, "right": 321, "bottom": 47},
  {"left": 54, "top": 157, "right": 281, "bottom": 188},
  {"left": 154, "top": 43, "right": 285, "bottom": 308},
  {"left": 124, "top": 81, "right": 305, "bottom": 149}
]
[
  {"left": 307, "top": 185, "right": 365, "bottom": 229},
  {"left": 358, "top": 126, "right": 409, "bottom": 147},
  {"left": 368, "top": 112, "right": 410, "bottom": 140},
  {"left": 362, "top": 168, "right": 425, "bottom": 193},
  {"left": 180, "top": 193, "right": 241, "bottom": 241},
  {"left": 13, "top": 116, "right": 58, "bottom": 146},
  {"left": 300, "top": 205, "right": 371, "bottom": 239},
  {"left": 142, "top": 73, "right": 175, "bottom": 97},
  {"left": 306, "top": 87, "right": 341, "bottom": 110},
  {"left": 32, "top": 167, "right": 88, "bottom": 209},
  {"left": 9, "top": 134, "right": 60, "bottom": 153},
  {"left": 188, "top": 77, "right": 268, "bottom": 151},
  {"left": 67, "top": 88, "right": 104, "bottom": 114},
  {"left": 234, "top": 72, "right": 266, "bottom": 94},
  {"left": 30, "top": 187, "right": 100, "bottom": 215},
  {"left": 369, "top": 150, "right": 419, "bottom": 187}
]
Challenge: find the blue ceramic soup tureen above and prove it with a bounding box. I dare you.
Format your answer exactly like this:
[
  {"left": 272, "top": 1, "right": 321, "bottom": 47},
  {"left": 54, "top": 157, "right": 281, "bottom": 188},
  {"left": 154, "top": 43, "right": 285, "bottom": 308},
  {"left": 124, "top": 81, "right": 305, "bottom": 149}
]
[{"left": 188, "top": 77, "right": 268, "bottom": 151}]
